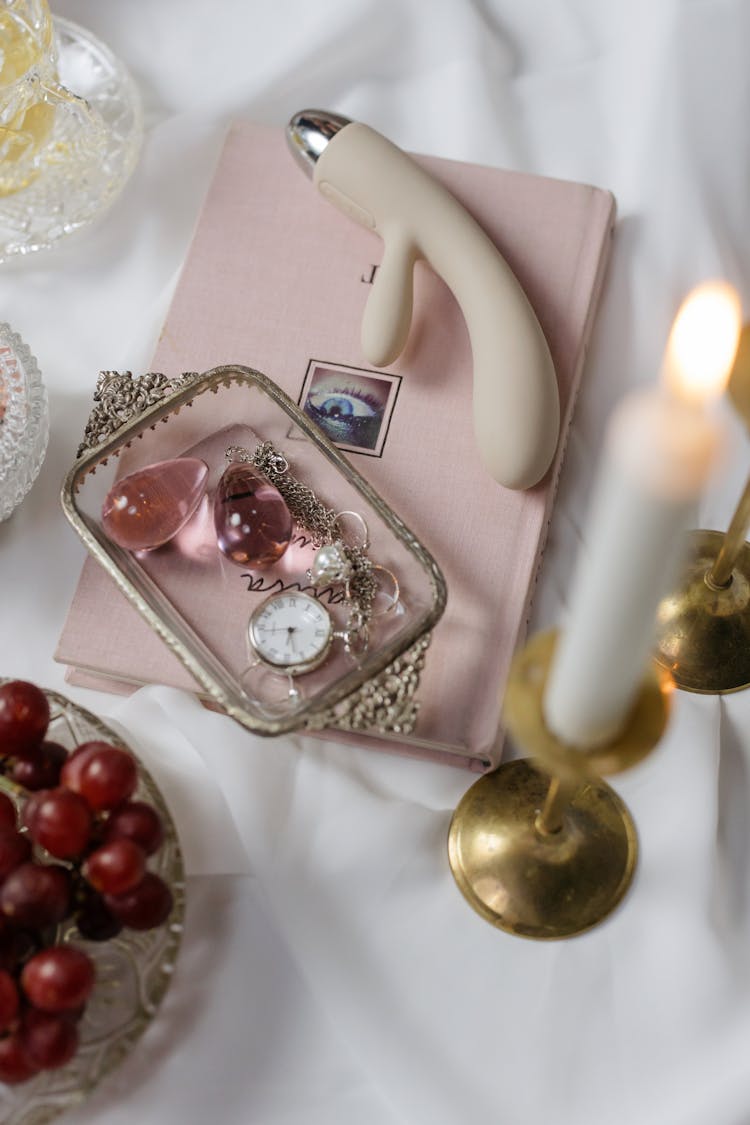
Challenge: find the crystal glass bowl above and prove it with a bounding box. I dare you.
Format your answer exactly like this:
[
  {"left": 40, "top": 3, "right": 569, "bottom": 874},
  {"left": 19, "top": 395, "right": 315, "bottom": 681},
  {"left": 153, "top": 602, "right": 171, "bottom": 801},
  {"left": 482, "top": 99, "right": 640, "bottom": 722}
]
[
  {"left": 0, "top": 17, "right": 143, "bottom": 263},
  {"left": 0, "top": 681, "right": 185, "bottom": 1125},
  {"left": 0, "top": 323, "right": 49, "bottom": 521}
]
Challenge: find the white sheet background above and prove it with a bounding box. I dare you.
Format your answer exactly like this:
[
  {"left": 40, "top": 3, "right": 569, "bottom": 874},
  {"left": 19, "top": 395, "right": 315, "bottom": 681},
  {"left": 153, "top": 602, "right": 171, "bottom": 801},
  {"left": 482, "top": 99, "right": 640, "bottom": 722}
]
[{"left": 2, "top": 1, "right": 750, "bottom": 1122}]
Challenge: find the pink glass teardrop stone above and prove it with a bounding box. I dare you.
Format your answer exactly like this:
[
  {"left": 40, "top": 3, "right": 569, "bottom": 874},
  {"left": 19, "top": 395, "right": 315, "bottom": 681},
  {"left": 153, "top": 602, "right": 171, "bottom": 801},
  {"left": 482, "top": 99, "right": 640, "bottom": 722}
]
[
  {"left": 101, "top": 458, "right": 209, "bottom": 551},
  {"left": 214, "top": 462, "right": 293, "bottom": 567}
]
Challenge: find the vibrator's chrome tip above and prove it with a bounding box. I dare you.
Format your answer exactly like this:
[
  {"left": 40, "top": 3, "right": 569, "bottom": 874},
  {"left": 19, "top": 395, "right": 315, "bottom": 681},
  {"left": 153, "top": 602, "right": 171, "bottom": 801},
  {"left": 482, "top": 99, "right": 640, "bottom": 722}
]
[{"left": 286, "top": 109, "right": 351, "bottom": 177}]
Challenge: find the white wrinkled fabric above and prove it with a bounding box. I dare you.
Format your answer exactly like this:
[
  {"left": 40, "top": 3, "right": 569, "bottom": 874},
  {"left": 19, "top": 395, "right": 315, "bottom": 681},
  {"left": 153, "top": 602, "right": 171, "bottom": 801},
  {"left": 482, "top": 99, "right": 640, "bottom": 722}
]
[{"left": 2, "top": 1, "right": 750, "bottom": 1122}]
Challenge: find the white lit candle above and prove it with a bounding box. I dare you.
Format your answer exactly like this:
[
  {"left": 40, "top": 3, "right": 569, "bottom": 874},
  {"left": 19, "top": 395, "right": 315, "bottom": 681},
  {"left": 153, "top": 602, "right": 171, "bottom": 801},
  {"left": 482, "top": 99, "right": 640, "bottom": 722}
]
[{"left": 543, "top": 281, "right": 741, "bottom": 749}]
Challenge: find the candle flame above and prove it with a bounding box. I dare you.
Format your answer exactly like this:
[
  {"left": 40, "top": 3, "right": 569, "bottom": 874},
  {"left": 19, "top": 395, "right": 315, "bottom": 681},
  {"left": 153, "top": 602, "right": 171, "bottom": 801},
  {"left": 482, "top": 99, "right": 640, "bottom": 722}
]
[{"left": 663, "top": 281, "right": 742, "bottom": 404}]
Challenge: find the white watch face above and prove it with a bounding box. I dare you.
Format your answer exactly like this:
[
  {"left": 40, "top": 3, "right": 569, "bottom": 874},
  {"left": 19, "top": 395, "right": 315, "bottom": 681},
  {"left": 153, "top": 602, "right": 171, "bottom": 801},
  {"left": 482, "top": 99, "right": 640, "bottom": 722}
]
[{"left": 249, "top": 592, "right": 333, "bottom": 673}]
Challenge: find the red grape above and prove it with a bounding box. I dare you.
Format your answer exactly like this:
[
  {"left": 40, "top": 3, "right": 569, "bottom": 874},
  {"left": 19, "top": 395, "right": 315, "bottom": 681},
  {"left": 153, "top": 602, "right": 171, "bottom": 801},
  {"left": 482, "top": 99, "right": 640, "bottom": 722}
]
[
  {"left": 21, "top": 946, "right": 95, "bottom": 1013},
  {"left": 0, "top": 826, "right": 32, "bottom": 879},
  {"left": 75, "top": 889, "right": 122, "bottom": 942},
  {"left": 63, "top": 744, "right": 137, "bottom": 811},
  {"left": 11, "top": 741, "right": 66, "bottom": 791},
  {"left": 0, "top": 970, "right": 19, "bottom": 1032},
  {"left": 21, "top": 789, "right": 49, "bottom": 834},
  {"left": 83, "top": 839, "right": 146, "bottom": 896},
  {"left": 103, "top": 801, "right": 164, "bottom": 856},
  {"left": 58, "top": 741, "right": 103, "bottom": 792},
  {"left": 27, "top": 788, "right": 93, "bottom": 859},
  {"left": 20, "top": 1008, "right": 79, "bottom": 1070},
  {"left": 0, "top": 681, "right": 50, "bottom": 760},
  {"left": 0, "top": 862, "right": 71, "bottom": 928},
  {"left": 0, "top": 1032, "right": 39, "bottom": 1084},
  {"left": 74, "top": 886, "right": 122, "bottom": 940},
  {"left": 0, "top": 793, "right": 16, "bottom": 830},
  {"left": 105, "top": 872, "right": 173, "bottom": 930}
]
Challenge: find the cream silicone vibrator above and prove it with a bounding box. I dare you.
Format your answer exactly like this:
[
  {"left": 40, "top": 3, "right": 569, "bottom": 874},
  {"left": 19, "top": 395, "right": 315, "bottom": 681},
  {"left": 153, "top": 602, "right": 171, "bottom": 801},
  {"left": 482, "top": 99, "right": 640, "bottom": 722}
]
[{"left": 286, "top": 109, "right": 560, "bottom": 491}]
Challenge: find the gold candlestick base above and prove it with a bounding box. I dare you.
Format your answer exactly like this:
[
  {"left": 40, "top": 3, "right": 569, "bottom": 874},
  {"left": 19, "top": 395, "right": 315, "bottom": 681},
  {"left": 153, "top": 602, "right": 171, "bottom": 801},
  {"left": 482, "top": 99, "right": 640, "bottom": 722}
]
[
  {"left": 654, "top": 529, "right": 750, "bottom": 693},
  {"left": 448, "top": 630, "right": 672, "bottom": 940},
  {"left": 448, "top": 760, "right": 637, "bottom": 939}
]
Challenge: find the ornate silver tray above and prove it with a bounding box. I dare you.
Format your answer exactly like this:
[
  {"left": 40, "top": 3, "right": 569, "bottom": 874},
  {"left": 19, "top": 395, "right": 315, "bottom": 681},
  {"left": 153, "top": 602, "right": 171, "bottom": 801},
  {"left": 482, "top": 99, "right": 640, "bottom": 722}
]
[
  {"left": 0, "top": 683, "right": 185, "bottom": 1125},
  {"left": 61, "top": 366, "right": 447, "bottom": 739}
]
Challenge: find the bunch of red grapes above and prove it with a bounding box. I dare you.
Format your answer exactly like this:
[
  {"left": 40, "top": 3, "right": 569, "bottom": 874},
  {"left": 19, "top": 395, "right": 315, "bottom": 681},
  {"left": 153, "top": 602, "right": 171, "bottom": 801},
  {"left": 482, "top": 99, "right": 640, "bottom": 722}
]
[{"left": 0, "top": 680, "right": 174, "bottom": 1085}]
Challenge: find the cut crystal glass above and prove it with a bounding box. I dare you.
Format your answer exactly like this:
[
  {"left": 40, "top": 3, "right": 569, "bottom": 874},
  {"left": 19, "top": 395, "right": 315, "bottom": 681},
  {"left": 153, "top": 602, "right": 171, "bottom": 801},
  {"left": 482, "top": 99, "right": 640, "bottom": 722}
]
[
  {"left": 0, "top": 322, "right": 48, "bottom": 521},
  {"left": 0, "top": 16, "right": 142, "bottom": 262}
]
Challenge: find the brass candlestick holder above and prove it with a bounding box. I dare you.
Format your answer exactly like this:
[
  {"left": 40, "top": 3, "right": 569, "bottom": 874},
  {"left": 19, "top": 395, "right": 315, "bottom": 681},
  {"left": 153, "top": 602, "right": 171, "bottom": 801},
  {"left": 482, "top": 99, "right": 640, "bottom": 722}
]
[
  {"left": 654, "top": 324, "right": 750, "bottom": 693},
  {"left": 448, "top": 631, "right": 672, "bottom": 939},
  {"left": 653, "top": 518, "right": 750, "bottom": 693}
]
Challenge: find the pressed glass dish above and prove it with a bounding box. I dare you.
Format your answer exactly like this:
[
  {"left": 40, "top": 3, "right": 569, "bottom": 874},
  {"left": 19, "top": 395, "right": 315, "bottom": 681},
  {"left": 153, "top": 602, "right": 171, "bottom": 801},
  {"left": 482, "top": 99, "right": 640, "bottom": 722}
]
[
  {"left": 61, "top": 365, "right": 447, "bottom": 737},
  {"left": 0, "top": 17, "right": 142, "bottom": 263},
  {"left": 0, "top": 323, "right": 48, "bottom": 521},
  {"left": 0, "top": 681, "right": 185, "bottom": 1125}
]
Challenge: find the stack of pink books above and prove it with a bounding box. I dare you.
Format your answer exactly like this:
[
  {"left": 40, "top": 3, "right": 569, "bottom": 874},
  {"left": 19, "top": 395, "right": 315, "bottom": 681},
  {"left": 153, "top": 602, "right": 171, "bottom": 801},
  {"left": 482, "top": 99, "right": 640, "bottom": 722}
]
[{"left": 56, "top": 121, "right": 615, "bottom": 770}]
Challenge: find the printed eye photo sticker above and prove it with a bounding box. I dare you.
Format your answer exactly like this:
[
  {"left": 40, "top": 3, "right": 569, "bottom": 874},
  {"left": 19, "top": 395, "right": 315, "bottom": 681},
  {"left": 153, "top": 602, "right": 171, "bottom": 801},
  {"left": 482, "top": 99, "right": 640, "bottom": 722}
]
[{"left": 299, "top": 361, "right": 402, "bottom": 457}]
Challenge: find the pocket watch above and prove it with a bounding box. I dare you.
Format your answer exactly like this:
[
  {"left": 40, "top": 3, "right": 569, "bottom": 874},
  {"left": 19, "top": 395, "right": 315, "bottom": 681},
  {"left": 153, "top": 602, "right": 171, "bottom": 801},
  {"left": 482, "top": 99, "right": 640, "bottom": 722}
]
[{"left": 248, "top": 592, "right": 333, "bottom": 676}]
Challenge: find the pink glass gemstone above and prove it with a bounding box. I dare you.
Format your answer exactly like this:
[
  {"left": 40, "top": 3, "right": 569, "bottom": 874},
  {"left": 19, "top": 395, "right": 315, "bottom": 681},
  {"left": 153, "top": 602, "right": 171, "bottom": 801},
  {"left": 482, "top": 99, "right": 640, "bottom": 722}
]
[
  {"left": 214, "top": 462, "right": 293, "bottom": 567},
  {"left": 101, "top": 458, "right": 209, "bottom": 551}
]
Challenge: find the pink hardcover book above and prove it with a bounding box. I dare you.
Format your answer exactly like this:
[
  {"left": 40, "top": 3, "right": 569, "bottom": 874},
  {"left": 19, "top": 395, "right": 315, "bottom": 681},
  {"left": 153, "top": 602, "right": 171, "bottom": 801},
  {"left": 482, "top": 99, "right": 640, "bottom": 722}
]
[{"left": 56, "top": 121, "right": 615, "bottom": 770}]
